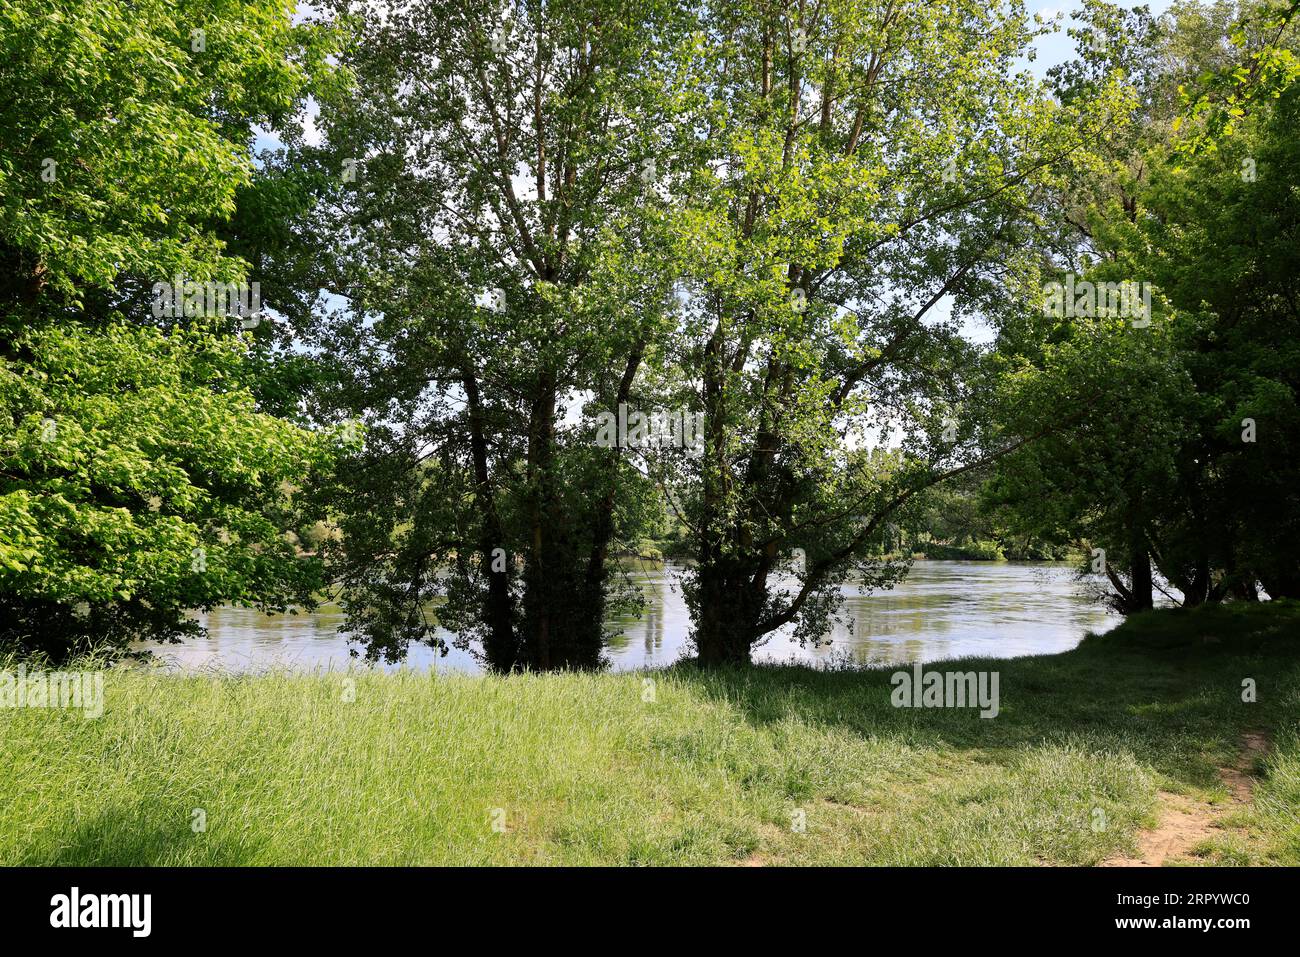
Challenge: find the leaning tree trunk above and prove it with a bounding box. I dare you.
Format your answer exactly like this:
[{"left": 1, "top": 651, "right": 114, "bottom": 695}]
[
  {"left": 1257, "top": 569, "right": 1299, "bottom": 600},
  {"left": 1129, "top": 535, "right": 1155, "bottom": 613}
]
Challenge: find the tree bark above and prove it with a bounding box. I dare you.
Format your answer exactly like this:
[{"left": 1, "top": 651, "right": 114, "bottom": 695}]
[
  {"left": 461, "top": 362, "right": 517, "bottom": 671},
  {"left": 694, "top": 560, "right": 759, "bottom": 666},
  {"left": 1129, "top": 527, "right": 1154, "bottom": 613}
]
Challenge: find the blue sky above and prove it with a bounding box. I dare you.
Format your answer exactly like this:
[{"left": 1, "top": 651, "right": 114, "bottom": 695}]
[{"left": 1030, "top": 0, "right": 1174, "bottom": 72}]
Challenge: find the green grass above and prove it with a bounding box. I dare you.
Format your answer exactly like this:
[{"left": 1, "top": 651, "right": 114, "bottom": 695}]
[{"left": 2, "top": 601, "right": 1298, "bottom": 866}]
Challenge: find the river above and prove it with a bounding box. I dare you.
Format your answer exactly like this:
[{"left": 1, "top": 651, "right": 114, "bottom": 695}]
[{"left": 135, "top": 560, "right": 1119, "bottom": 674}]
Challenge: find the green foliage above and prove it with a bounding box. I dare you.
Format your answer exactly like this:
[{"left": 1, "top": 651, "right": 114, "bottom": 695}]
[
  {"left": 0, "top": 0, "right": 345, "bottom": 659},
  {"left": 0, "top": 322, "right": 341, "bottom": 658},
  {"left": 1174, "top": 0, "right": 1300, "bottom": 152},
  {"left": 991, "top": 0, "right": 1300, "bottom": 610},
  {"left": 644, "top": 0, "right": 1131, "bottom": 661},
  {"left": 309, "top": 0, "right": 697, "bottom": 670},
  {"left": 3, "top": 0, "right": 1295, "bottom": 670},
  {"left": 0, "top": 0, "right": 338, "bottom": 304}
]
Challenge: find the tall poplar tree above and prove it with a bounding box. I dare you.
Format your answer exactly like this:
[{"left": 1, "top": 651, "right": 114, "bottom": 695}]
[
  {"left": 654, "top": 0, "right": 1132, "bottom": 663},
  {"left": 313, "top": 0, "right": 693, "bottom": 669}
]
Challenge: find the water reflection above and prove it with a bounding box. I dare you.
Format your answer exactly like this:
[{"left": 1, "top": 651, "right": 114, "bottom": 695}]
[{"left": 137, "top": 561, "right": 1118, "bottom": 674}]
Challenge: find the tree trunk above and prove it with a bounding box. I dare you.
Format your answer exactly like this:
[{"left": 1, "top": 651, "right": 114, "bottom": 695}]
[
  {"left": 462, "top": 362, "right": 517, "bottom": 671},
  {"left": 1129, "top": 533, "right": 1154, "bottom": 613},
  {"left": 1184, "top": 552, "right": 1211, "bottom": 607},
  {"left": 524, "top": 377, "right": 556, "bottom": 670},
  {"left": 694, "top": 561, "right": 757, "bottom": 666},
  {"left": 1258, "top": 569, "right": 1300, "bottom": 599}
]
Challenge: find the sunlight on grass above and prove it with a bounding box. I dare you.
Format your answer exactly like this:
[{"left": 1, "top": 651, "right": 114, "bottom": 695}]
[{"left": 2, "top": 602, "right": 1297, "bottom": 866}]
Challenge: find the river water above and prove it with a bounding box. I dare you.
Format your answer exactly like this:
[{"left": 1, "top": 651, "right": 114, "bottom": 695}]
[{"left": 136, "top": 560, "right": 1118, "bottom": 674}]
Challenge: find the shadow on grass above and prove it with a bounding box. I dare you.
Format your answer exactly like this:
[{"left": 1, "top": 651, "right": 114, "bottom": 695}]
[
  {"left": 665, "top": 601, "right": 1300, "bottom": 792},
  {"left": 29, "top": 804, "right": 258, "bottom": 866}
]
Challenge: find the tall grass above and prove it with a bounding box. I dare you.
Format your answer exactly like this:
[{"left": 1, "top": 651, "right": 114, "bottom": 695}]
[{"left": 2, "top": 601, "right": 1297, "bottom": 865}]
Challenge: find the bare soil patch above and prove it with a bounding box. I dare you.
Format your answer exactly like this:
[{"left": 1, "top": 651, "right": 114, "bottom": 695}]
[{"left": 1100, "top": 732, "right": 1269, "bottom": 867}]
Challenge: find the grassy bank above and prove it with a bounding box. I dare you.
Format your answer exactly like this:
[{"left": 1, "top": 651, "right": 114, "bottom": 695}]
[{"left": 2, "top": 602, "right": 1298, "bottom": 866}]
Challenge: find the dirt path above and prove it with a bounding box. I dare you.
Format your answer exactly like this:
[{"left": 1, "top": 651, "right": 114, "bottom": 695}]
[{"left": 1100, "top": 731, "right": 1269, "bottom": 867}]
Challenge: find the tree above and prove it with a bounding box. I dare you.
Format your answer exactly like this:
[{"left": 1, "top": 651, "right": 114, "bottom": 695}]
[
  {"left": 310, "top": 0, "right": 693, "bottom": 670},
  {"left": 0, "top": 0, "right": 342, "bottom": 659},
  {"left": 1140, "top": 52, "right": 1300, "bottom": 599},
  {"left": 0, "top": 324, "right": 342, "bottom": 659},
  {"left": 0, "top": 0, "right": 336, "bottom": 314},
  {"left": 646, "top": 0, "right": 1130, "bottom": 663},
  {"left": 988, "top": 0, "right": 1300, "bottom": 610}
]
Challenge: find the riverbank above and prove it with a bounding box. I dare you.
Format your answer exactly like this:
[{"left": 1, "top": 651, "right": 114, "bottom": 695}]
[{"left": 2, "top": 601, "right": 1297, "bottom": 865}]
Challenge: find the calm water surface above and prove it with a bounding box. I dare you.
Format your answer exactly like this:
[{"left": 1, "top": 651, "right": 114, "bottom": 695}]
[{"left": 138, "top": 561, "right": 1118, "bottom": 674}]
